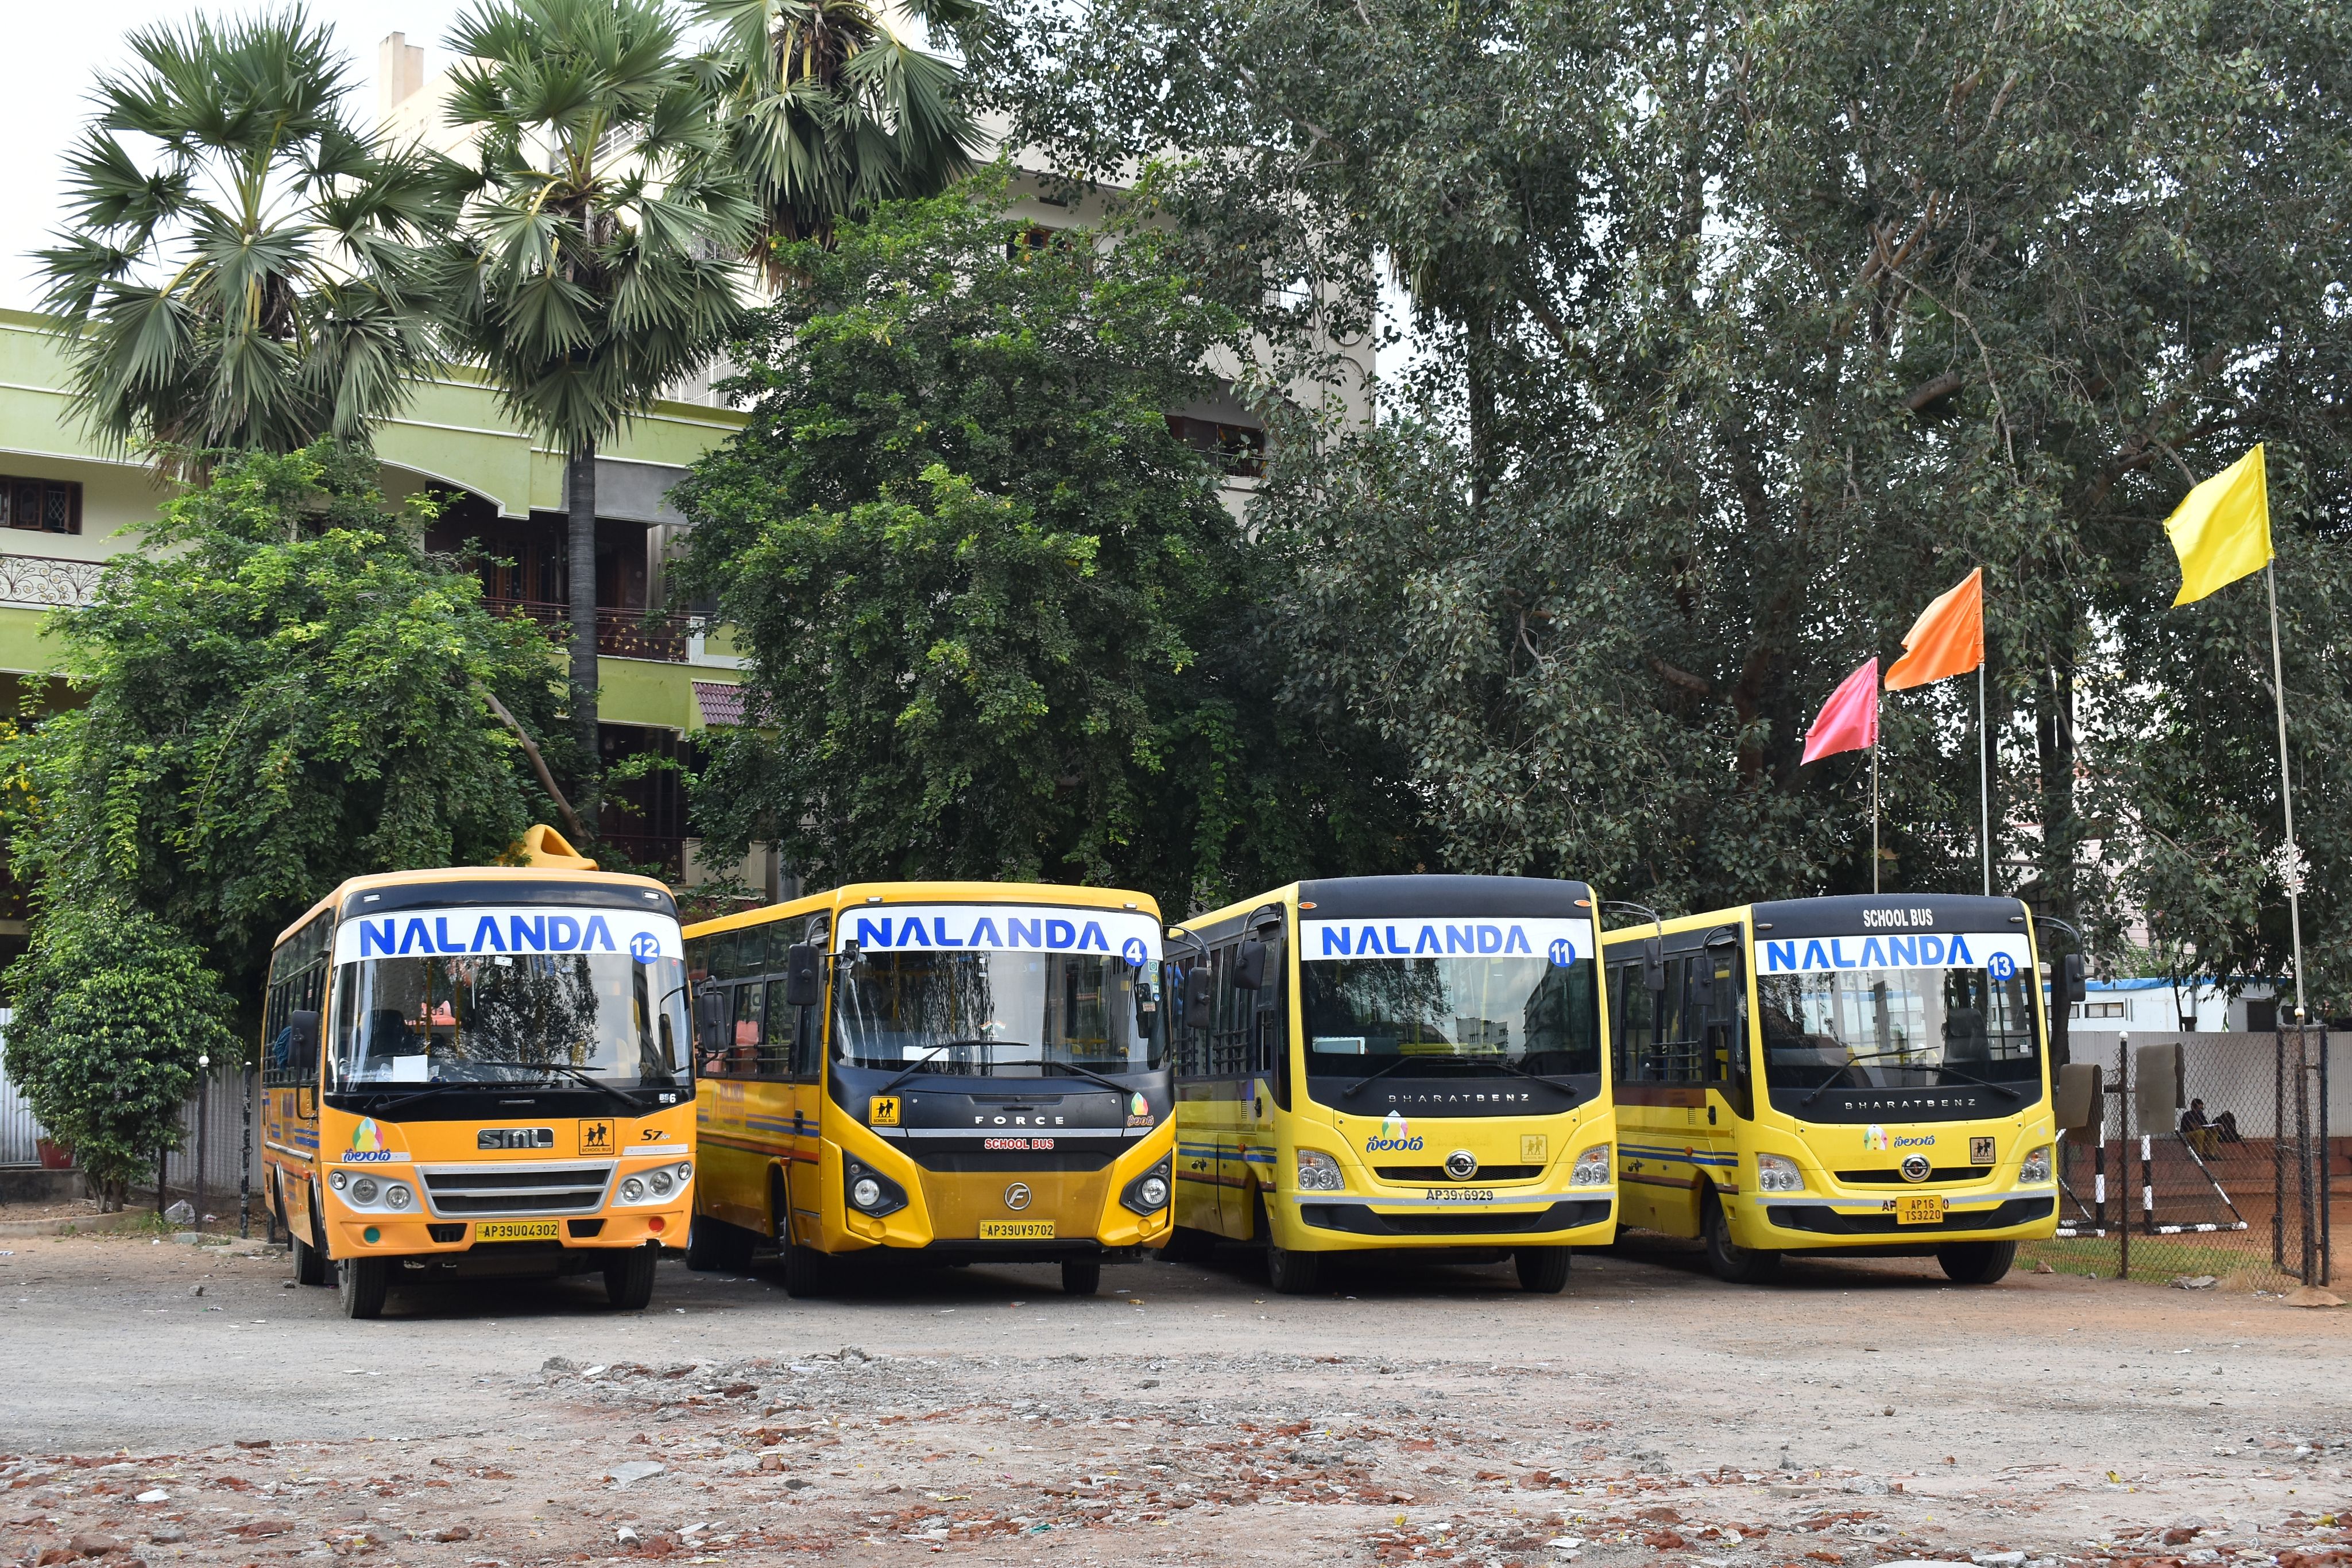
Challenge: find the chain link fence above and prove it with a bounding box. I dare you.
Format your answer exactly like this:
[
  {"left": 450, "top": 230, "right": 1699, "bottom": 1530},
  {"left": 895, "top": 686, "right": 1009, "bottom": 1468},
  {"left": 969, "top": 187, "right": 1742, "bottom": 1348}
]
[{"left": 2036, "top": 1028, "right": 2341, "bottom": 1290}]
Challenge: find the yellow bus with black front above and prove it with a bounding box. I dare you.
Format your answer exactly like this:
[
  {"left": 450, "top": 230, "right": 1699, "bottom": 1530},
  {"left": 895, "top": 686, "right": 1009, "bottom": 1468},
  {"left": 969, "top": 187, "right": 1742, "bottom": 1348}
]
[
  {"left": 258, "top": 829, "right": 695, "bottom": 1319},
  {"left": 1603, "top": 892, "right": 2058, "bottom": 1285},
  {"left": 1167, "top": 875, "right": 1616, "bottom": 1295},
  {"left": 683, "top": 883, "right": 1175, "bottom": 1297}
]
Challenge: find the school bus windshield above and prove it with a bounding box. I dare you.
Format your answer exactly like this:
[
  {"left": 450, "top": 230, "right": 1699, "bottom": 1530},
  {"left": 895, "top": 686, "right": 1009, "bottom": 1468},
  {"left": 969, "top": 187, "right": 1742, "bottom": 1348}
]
[
  {"left": 1301, "top": 954, "right": 1600, "bottom": 1077},
  {"left": 1757, "top": 965, "right": 2039, "bottom": 1092},
  {"left": 327, "top": 952, "right": 691, "bottom": 1090},
  {"left": 833, "top": 949, "right": 1167, "bottom": 1074}
]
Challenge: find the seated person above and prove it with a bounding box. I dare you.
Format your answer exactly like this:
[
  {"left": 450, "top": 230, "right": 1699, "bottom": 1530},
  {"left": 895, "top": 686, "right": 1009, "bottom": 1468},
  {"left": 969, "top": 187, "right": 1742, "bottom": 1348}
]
[{"left": 2180, "top": 1098, "right": 2223, "bottom": 1153}]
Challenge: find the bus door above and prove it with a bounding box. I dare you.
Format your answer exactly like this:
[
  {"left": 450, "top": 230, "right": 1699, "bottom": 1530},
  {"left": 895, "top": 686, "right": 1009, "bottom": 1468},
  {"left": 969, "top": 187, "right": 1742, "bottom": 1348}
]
[
  {"left": 776, "top": 919, "right": 825, "bottom": 1247},
  {"left": 1173, "top": 948, "right": 1240, "bottom": 1237},
  {"left": 1233, "top": 927, "right": 1286, "bottom": 1237},
  {"left": 261, "top": 921, "right": 330, "bottom": 1241}
]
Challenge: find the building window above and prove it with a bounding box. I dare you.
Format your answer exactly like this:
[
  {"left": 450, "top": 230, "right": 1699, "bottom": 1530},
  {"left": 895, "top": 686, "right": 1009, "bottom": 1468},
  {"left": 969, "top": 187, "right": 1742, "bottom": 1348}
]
[
  {"left": 0, "top": 475, "right": 82, "bottom": 536},
  {"left": 1166, "top": 416, "right": 1267, "bottom": 478},
  {"left": 2074, "top": 1001, "right": 2127, "bottom": 1020}
]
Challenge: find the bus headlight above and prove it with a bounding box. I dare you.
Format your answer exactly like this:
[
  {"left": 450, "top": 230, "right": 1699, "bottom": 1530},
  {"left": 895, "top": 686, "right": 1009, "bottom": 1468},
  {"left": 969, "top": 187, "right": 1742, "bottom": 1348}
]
[
  {"left": 351, "top": 1176, "right": 381, "bottom": 1205},
  {"left": 1121, "top": 1159, "right": 1173, "bottom": 1215},
  {"left": 385, "top": 1183, "right": 412, "bottom": 1210},
  {"left": 330, "top": 1170, "right": 350, "bottom": 1193},
  {"left": 674, "top": 1161, "right": 693, "bottom": 1186},
  {"left": 648, "top": 1168, "right": 674, "bottom": 1197},
  {"left": 1569, "top": 1145, "right": 1612, "bottom": 1187},
  {"left": 2019, "top": 1144, "right": 2053, "bottom": 1184},
  {"left": 1755, "top": 1153, "right": 1804, "bottom": 1193},
  {"left": 621, "top": 1176, "right": 647, "bottom": 1202},
  {"left": 842, "top": 1159, "right": 908, "bottom": 1216},
  {"left": 852, "top": 1175, "right": 884, "bottom": 1210},
  {"left": 1295, "top": 1150, "right": 1345, "bottom": 1193}
]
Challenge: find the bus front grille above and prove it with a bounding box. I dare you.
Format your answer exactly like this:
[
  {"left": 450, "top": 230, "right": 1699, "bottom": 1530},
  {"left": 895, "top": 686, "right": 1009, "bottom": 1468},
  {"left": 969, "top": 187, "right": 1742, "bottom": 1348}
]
[
  {"left": 1833, "top": 1167, "right": 1994, "bottom": 1185},
  {"left": 419, "top": 1163, "right": 613, "bottom": 1217},
  {"left": 1374, "top": 1164, "right": 1545, "bottom": 1183}
]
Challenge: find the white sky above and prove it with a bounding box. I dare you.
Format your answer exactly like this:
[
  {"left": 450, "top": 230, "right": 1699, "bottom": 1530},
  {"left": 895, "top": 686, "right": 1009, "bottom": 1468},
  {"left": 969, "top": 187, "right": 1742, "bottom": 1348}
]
[{"left": 1, "top": 2, "right": 472, "bottom": 311}]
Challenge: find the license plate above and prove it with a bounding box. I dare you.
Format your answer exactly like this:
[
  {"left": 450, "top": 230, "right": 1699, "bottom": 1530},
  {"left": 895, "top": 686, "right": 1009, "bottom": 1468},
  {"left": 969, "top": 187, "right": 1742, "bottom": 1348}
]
[
  {"left": 1893, "top": 1195, "right": 1945, "bottom": 1226},
  {"left": 1426, "top": 1188, "right": 1495, "bottom": 1202},
  {"left": 475, "top": 1219, "right": 560, "bottom": 1242},
  {"left": 979, "top": 1220, "right": 1055, "bottom": 1240}
]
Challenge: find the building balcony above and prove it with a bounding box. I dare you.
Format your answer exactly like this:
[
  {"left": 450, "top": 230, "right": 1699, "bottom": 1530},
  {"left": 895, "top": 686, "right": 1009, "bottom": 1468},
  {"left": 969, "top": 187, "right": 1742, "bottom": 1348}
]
[
  {"left": 0, "top": 552, "right": 105, "bottom": 610},
  {"left": 485, "top": 599, "right": 690, "bottom": 663}
]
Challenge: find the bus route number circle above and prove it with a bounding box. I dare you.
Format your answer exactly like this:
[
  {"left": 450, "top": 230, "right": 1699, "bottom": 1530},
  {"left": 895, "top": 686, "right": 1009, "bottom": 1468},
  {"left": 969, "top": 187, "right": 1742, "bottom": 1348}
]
[
  {"left": 1121, "top": 937, "right": 1148, "bottom": 967},
  {"left": 1548, "top": 938, "right": 1576, "bottom": 968},
  {"left": 1987, "top": 952, "right": 2016, "bottom": 980},
  {"left": 630, "top": 932, "right": 661, "bottom": 961}
]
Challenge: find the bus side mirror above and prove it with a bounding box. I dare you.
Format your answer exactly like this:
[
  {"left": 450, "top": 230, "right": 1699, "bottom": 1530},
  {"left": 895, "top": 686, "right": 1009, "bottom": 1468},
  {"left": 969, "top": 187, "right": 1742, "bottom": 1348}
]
[
  {"left": 693, "top": 986, "right": 728, "bottom": 1049},
  {"left": 2054, "top": 1061, "right": 2103, "bottom": 1133},
  {"left": 289, "top": 1010, "right": 320, "bottom": 1056},
  {"left": 1642, "top": 938, "right": 1665, "bottom": 992},
  {"left": 1181, "top": 966, "right": 1215, "bottom": 1024},
  {"left": 1233, "top": 940, "right": 1269, "bottom": 992},
  {"left": 782, "top": 943, "right": 823, "bottom": 1009},
  {"left": 2059, "top": 953, "right": 2087, "bottom": 1004}
]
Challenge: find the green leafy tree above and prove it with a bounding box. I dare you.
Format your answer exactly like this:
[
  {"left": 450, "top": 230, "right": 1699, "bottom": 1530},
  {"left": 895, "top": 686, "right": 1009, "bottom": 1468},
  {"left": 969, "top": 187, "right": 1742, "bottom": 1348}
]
[
  {"left": 431, "top": 0, "right": 756, "bottom": 804},
  {"left": 694, "top": 0, "right": 985, "bottom": 278},
  {"left": 32, "top": 9, "right": 447, "bottom": 475},
  {"left": 990, "top": 0, "right": 2352, "bottom": 1005},
  {"left": 3, "top": 901, "right": 241, "bottom": 1210},
  {"left": 672, "top": 178, "right": 1422, "bottom": 911},
  {"left": 0, "top": 443, "right": 575, "bottom": 1011}
]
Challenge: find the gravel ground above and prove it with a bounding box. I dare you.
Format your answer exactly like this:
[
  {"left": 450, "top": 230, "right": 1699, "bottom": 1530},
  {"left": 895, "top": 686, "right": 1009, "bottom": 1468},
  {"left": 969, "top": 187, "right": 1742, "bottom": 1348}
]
[{"left": 2, "top": 1232, "right": 2346, "bottom": 1568}]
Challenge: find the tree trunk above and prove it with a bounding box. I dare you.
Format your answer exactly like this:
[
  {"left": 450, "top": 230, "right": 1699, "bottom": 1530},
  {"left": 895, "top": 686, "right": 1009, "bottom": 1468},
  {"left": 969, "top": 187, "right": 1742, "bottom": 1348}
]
[
  {"left": 1465, "top": 305, "right": 1496, "bottom": 516},
  {"left": 567, "top": 439, "right": 602, "bottom": 834}
]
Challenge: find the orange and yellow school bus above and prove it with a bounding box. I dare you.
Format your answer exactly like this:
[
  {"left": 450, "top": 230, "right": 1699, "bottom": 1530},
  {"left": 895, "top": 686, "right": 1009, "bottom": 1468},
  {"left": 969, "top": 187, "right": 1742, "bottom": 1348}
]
[
  {"left": 684, "top": 882, "right": 1175, "bottom": 1296},
  {"left": 1603, "top": 893, "right": 2058, "bottom": 1284},
  {"left": 259, "top": 829, "right": 695, "bottom": 1319},
  {"left": 1169, "top": 875, "right": 1618, "bottom": 1295}
]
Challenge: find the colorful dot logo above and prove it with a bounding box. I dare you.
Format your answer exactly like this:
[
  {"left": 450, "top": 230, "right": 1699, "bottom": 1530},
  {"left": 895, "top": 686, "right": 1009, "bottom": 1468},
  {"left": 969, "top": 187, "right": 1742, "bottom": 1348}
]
[
  {"left": 351, "top": 1117, "right": 387, "bottom": 1153},
  {"left": 1864, "top": 1124, "right": 1889, "bottom": 1152},
  {"left": 1381, "top": 1110, "right": 1409, "bottom": 1141},
  {"left": 1129, "top": 1093, "right": 1150, "bottom": 1118}
]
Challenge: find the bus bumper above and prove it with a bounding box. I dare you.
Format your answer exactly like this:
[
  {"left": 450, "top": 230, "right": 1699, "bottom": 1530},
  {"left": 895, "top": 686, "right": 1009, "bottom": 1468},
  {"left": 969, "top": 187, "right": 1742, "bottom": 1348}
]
[
  {"left": 1279, "top": 1190, "right": 1616, "bottom": 1252},
  {"left": 1746, "top": 1188, "right": 2059, "bottom": 1249},
  {"left": 326, "top": 1204, "right": 691, "bottom": 1260}
]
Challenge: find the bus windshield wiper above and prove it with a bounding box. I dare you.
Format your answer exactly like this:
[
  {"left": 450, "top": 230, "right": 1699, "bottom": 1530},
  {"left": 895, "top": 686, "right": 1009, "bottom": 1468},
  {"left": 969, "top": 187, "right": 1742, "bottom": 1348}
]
[
  {"left": 364, "top": 1082, "right": 477, "bottom": 1117},
  {"left": 1336, "top": 1054, "right": 1426, "bottom": 1099},
  {"left": 1801, "top": 1049, "right": 2022, "bottom": 1107},
  {"left": 1450, "top": 1055, "right": 1566, "bottom": 1087},
  {"left": 462, "top": 1059, "right": 644, "bottom": 1117},
  {"left": 1035, "top": 1060, "right": 1137, "bottom": 1097},
  {"left": 879, "top": 1039, "right": 1019, "bottom": 1097}
]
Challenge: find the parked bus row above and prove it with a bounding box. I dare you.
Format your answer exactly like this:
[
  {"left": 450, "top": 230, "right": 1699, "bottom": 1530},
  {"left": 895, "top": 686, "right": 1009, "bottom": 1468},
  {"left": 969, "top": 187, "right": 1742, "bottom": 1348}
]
[{"left": 253, "top": 833, "right": 2069, "bottom": 1319}]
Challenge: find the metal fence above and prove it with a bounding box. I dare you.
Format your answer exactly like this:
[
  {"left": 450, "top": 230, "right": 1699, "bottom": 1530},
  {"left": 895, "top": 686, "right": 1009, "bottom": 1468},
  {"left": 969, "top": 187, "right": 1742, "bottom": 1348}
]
[
  {"left": 2042, "top": 1028, "right": 2342, "bottom": 1289},
  {"left": 0, "top": 1010, "right": 47, "bottom": 1165}
]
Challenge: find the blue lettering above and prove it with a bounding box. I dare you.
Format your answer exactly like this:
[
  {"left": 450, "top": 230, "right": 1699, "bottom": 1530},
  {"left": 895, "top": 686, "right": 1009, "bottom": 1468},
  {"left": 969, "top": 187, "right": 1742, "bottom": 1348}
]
[
  {"left": 1321, "top": 926, "right": 1352, "bottom": 957},
  {"left": 854, "top": 916, "right": 893, "bottom": 950},
  {"left": 399, "top": 918, "right": 432, "bottom": 955},
  {"left": 1007, "top": 917, "right": 1040, "bottom": 948},
  {"left": 510, "top": 915, "right": 546, "bottom": 952},
  {"left": 1446, "top": 924, "right": 1474, "bottom": 954},
  {"left": 1886, "top": 935, "right": 1916, "bottom": 966},
  {"left": 1358, "top": 924, "right": 1382, "bottom": 954},
  {"left": 434, "top": 916, "right": 460, "bottom": 953},
  {"left": 933, "top": 918, "right": 963, "bottom": 947},
  {"left": 549, "top": 915, "right": 582, "bottom": 951},
  {"left": 1802, "top": 939, "right": 1831, "bottom": 970},
  {"left": 1077, "top": 921, "right": 1108, "bottom": 951},
  {"left": 969, "top": 917, "right": 1001, "bottom": 948},
  {"left": 1045, "top": 919, "right": 1077, "bottom": 950},
  {"left": 1414, "top": 924, "right": 1441, "bottom": 954},
  {"left": 1477, "top": 925, "right": 1503, "bottom": 954},
  {"left": 471, "top": 916, "right": 506, "bottom": 953},
  {"left": 1860, "top": 937, "right": 1887, "bottom": 968},
  {"left": 1918, "top": 935, "right": 1946, "bottom": 964},
  {"left": 358, "top": 919, "right": 398, "bottom": 958},
  {"left": 1504, "top": 926, "right": 1532, "bottom": 954},
  {"left": 1386, "top": 924, "right": 1409, "bottom": 954},
  {"left": 1831, "top": 938, "right": 1856, "bottom": 969},
  {"left": 582, "top": 915, "right": 616, "bottom": 952},
  {"left": 1948, "top": 935, "right": 1974, "bottom": 965},
  {"left": 1763, "top": 940, "right": 1797, "bottom": 972}
]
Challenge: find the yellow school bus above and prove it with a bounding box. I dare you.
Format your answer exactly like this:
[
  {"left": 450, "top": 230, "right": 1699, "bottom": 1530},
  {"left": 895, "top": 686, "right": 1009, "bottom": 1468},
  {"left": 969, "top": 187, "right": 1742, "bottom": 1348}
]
[
  {"left": 684, "top": 882, "right": 1174, "bottom": 1296},
  {"left": 1603, "top": 893, "right": 2058, "bottom": 1284},
  {"left": 1169, "top": 875, "right": 1617, "bottom": 1295},
  {"left": 258, "top": 828, "right": 695, "bottom": 1319}
]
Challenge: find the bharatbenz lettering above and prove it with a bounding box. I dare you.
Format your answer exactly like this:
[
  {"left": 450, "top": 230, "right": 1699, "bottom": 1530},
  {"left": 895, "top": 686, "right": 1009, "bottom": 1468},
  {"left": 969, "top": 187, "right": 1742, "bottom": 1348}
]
[
  {"left": 684, "top": 882, "right": 1175, "bottom": 1297},
  {"left": 1604, "top": 892, "right": 2058, "bottom": 1285},
  {"left": 1169, "top": 876, "right": 1618, "bottom": 1296},
  {"left": 257, "top": 829, "right": 695, "bottom": 1320}
]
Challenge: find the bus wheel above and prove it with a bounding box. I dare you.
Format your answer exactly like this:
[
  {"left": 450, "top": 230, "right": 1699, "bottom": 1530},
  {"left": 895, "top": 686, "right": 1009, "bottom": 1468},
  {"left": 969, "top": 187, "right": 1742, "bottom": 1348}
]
[
  {"left": 781, "top": 1244, "right": 835, "bottom": 1299},
  {"left": 687, "top": 1216, "right": 754, "bottom": 1273},
  {"left": 1266, "top": 1244, "right": 1323, "bottom": 1295},
  {"left": 1160, "top": 1226, "right": 1215, "bottom": 1263},
  {"left": 293, "top": 1188, "right": 330, "bottom": 1287},
  {"left": 604, "top": 1247, "right": 659, "bottom": 1310},
  {"left": 339, "top": 1257, "right": 390, "bottom": 1319},
  {"left": 1703, "top": 1193, "right": 1781, "bottom": 1284},
  {"left": 1936, "top": 1241, "right": 2017, "bottom": 1285},
  {"left": 1061, "top": 1258, "right": 1102, "bottom": 1296},
  {"left": 1515, "top": 1247, "right": 1572, "bottom": 1294}
]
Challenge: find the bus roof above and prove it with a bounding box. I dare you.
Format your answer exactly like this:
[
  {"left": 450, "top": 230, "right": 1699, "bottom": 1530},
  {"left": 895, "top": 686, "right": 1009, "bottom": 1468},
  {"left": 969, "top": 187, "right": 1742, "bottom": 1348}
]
[
  {"left": 274, "top": 864, "right": 678, "bottom": 949},
  {"left": 683, "top": 881, "right": 1163, "bottom": 942},
  {"left": 1181, "top": 874, "right": 1596, "bottom": 939},
  {"left": 1603, "top": 892, "right": 2033, "bottom": 942}
]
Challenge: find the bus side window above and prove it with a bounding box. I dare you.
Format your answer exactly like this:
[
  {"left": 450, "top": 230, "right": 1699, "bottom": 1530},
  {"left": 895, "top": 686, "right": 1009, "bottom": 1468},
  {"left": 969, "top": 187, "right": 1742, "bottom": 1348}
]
[
  {"left": 761, "top": 978, "right": 798, "bottom": 1080},
  {"left": 1705, "top": 946, "right": 1753, "bottom": 1117},
  {"left": 1610, "top": 961, "right": 1653, "bottom": 1082}
]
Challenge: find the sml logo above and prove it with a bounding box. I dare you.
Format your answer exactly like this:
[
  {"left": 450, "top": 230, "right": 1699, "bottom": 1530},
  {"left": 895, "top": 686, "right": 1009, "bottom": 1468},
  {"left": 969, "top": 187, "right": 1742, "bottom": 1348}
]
[
  {"left": 347, "top": 1117, "right": 398, "bottom": 1163},
  {"left": 1365, "top": 1110, "right": 1424, "bottom": 1153},
  {"left": 1863, "top": 1124, "right": 1890, "bottom": 1152}
]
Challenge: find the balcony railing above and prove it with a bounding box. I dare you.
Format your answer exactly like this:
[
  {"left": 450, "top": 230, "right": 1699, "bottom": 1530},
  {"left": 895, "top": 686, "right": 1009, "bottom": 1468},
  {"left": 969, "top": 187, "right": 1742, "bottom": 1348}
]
[
  {"left": 0, "top": 552, "right": 106, "bottom": 609},
  {"left": 485, "top": 599, "right": 690, "bottom": 663}
]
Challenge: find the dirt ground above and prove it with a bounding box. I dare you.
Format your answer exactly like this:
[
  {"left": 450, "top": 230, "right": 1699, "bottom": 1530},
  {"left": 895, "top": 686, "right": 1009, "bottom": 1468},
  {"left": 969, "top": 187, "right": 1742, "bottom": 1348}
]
[{"left": 2, "top": 1232, "right": 2347, "bottom": 1568}]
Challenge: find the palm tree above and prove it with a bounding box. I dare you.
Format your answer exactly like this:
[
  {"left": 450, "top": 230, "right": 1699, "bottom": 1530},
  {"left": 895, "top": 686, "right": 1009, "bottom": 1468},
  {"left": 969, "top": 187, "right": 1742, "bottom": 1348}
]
[
  {"left": 431, "top": 0, "right": 755, "bottom": 826},
  {"left": 693, "top": 0, "right": 984, "bottom": 281},
  {"left": 33, "top": 9, "right": 447, "bottom": 476}
]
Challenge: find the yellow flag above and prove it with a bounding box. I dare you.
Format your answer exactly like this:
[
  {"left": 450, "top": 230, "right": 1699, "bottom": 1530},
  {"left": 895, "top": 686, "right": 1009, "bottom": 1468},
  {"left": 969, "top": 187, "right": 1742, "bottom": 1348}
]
[{"left": 2164, "top": 444, "right": 2271, "bottom": 605}]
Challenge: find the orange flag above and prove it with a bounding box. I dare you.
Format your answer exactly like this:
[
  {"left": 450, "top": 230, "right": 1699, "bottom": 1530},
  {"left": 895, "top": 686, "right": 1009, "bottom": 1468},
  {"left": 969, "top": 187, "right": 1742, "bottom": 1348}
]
[{"left": 1883, "top": 567, "right": 1984, "bottom": 690}]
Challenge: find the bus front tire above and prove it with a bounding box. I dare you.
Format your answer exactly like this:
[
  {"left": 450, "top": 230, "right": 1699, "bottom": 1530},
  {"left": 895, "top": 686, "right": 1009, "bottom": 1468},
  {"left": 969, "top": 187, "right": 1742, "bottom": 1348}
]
[
  {"left": 1936, "top": 1241, "right": 2018, "bottom": 1285},
  {"left": 339, "top": 1257, "right": 390, "bottom": 1319},
  {"left": 686, "top": 1217, "right": 755, "bottom": 1273},
  {"left": 1266, "top": 1244, "right": 1323, "bottom": 1295},
  {"left": 1061, "top": 1259, "right": 1101, "bottom": 1296},
  {"left": 1515, "top": 1246, "right": 1573, "bottom": 1294},
  {"left": 604, "top": 1247, "right": 658, "bottom": 1310},
  {"left": 1703, "top": 1193, "right": 1781, "bottom": 1284},
  {"left": 782, "top": 1244, "right": 835, "bottom": 1299},
  {"left": 292, "top": 1188, "right": 330, "bottom": 1287}
]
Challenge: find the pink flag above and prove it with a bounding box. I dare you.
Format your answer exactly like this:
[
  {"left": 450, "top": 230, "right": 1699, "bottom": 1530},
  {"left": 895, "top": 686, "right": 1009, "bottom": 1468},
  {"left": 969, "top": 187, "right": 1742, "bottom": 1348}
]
[{"left": 1802, "top": 659, "right": 1880, "bottom": 764}]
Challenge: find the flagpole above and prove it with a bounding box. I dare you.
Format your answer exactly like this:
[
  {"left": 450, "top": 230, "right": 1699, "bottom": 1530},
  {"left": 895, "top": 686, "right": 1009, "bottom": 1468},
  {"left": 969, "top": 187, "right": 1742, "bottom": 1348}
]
[
  {"left": 2264, "top": 562, "right": 2307, "bottom": 1025},
  {"left": 1871, "top": 738, "right": 1880, "bottom": 895},
  {"left": 1978, "top": 664, "right": 1991, "bottom": 896}
]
